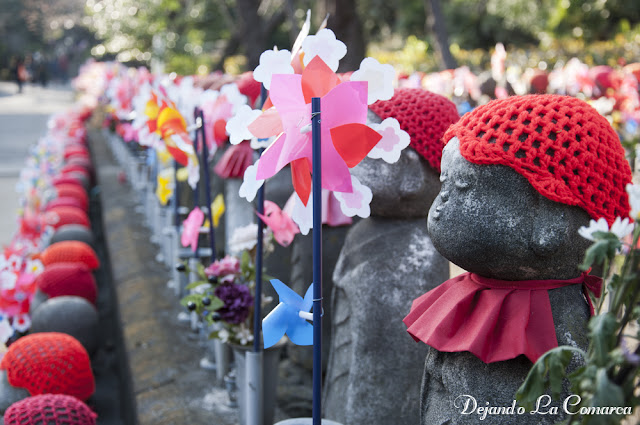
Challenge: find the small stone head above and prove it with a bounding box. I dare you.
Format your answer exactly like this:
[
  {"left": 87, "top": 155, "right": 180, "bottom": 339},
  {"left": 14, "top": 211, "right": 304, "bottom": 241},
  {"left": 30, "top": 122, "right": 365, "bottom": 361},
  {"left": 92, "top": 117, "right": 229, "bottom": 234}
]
[
  {"left": 351, "top": 88, "right": 460, "bottom": 217},
  {"left": 428, "top": 94, "right": 632, "bottom": 280}
]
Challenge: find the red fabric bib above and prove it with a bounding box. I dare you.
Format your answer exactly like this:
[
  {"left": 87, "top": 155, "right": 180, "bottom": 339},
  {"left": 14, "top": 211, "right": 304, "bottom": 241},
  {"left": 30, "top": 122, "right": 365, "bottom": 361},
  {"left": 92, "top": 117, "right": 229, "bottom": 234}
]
[{"left": 403, "top": 272, "right": 602, "bottom": 364}]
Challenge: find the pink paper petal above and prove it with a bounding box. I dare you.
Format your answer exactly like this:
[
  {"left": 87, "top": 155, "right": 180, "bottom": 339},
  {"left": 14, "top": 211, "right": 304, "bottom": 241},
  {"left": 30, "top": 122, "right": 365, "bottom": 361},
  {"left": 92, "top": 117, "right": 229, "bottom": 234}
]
[
  {"left": 181, "top": 207, "right": 205, "bottom": 252},
  {"left": 248, "top": 107, "right": 284, "bottom": 138}
]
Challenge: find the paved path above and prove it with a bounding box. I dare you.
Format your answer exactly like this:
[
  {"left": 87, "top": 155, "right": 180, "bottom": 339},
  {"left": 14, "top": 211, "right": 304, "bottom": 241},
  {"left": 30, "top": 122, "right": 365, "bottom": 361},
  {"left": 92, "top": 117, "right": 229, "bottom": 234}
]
[{"left": 0, "top": 81, "right": 73, "bottom": 247}]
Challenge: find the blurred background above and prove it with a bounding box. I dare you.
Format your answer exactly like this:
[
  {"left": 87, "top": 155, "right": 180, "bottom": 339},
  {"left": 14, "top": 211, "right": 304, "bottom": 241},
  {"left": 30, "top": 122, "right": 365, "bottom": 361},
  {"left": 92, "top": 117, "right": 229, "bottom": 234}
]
[{"left": 1, "top": 0, "right": 640, "bottom": 82}]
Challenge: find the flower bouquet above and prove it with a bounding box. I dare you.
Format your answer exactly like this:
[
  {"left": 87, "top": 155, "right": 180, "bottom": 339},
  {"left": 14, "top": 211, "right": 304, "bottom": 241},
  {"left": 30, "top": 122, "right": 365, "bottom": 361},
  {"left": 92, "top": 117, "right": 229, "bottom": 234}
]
[{"left": 180, "top": 224, "right": 274, "bottom": 346}]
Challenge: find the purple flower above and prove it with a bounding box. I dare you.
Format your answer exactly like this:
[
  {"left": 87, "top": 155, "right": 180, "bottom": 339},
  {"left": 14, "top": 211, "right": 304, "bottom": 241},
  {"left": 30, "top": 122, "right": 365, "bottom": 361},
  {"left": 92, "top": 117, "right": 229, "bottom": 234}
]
[
  {"left": 205, "top": 255, "right": 240, "bottom": 278},
  {"left": 214, "top": 283, "right": 253, "bottom": 324}
]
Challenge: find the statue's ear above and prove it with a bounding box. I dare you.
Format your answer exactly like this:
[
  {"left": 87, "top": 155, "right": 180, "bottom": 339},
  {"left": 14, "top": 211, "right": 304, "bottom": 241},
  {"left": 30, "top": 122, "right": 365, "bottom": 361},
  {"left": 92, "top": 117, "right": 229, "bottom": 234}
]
[{"left": 530, "top": 197, "right": 570, "bottom": 258}]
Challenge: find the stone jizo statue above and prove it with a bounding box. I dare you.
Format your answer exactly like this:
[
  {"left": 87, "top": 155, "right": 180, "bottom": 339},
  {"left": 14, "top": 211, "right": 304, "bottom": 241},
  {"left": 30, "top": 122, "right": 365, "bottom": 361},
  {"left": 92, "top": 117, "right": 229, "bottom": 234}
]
[
  {"left": 404, "top": 94, "right": 632, "bottom": 424},
  {"left": 324, "top": 88, "right": 460, "bottom": 425}
]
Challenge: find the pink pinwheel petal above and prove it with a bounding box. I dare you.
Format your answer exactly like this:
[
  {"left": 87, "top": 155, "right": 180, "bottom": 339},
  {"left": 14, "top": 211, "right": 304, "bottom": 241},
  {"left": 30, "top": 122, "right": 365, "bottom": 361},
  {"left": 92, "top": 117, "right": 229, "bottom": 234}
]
[
  {"left": 248, "top": 107, "right": 284, "bottom": 138},
  {"left": 181, "top": 207, "right": 204, "bottom": 252},
  {"left": 270, "top": 74, "right": 308, "bottom": 129},
  {"left": 257, "top": 201, "right": 300, "bottom": 247}
]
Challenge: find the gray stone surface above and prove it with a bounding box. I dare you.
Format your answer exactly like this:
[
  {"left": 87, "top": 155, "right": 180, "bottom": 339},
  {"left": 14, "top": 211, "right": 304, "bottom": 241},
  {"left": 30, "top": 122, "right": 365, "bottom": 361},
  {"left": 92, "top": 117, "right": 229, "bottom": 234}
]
[
  {"left": 30, "top": 296, "right": 100, "bottom": 355},
  {"left": 28, "top": 288, "right": 49, "bottom": 314},
  {"left": 420, "top": 138, "right": 592, "bottom": 425},
  {"left": 49, "top": 224, "right": 95, "bottom": 248},
  {"left": 0, "top": 370, "right": 29, "bottom": 415},
  {"left": 323, "top": 137, "right": 448, "bottom": 424}
]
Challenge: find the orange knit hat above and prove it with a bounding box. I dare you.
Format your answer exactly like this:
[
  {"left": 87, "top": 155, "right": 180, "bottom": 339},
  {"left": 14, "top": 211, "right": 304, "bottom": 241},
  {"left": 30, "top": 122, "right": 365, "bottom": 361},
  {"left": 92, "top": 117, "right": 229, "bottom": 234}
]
[
  {"left": 44, "top": 207, "right": 90, "bottom": 229},
  {"left": 369, "top": 88, "right": 460, "bottom": 171},
  {"left": 39, "top": 241, "right": 100, "bottom": 270},
  {"left": 444, "top": 94, "right": 632, "bottom": 224},
  {"left": 0, "top": 333, "right": 95, "bottom": 401},
  {"left": 4, "top": 394, "right": 97, "bottom": 425}
]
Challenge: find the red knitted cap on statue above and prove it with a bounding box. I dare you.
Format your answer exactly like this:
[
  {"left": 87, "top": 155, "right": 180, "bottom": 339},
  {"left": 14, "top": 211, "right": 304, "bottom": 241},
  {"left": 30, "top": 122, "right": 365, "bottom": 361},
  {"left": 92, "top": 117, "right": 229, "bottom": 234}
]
[
  {"left": 0, "top": 333, "right": 95, "bottom": 401},
  {"left": 45, "top": 197, "right": 86, "bottom": 212},
  {"left": 4, "top": 394, "right": 97, "bottom": 425},
  {"left": 36, "top": 263, "right": 98, "bottom": 304},
  {"left": 55, "top": 184, "right": 88, "bottom": 209},
  {"left": 40, "top": 241, "right": 100, "bottom": 270},
  {"left": 369, "top": 88, "right": 460, "bottom": 171},
  {"left": 44, "top": 207, "right": 90, "bottom": 229},
  {"left": 443, "top": 94, "right": 632, "bottom": 224}
]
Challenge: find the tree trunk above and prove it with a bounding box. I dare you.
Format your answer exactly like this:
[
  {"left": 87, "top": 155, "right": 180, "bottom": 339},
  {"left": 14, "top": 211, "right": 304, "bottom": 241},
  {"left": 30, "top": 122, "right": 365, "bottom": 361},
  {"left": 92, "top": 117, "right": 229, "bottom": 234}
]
[
  {"left": 322, "top": 0, "right": 365, "bottom": 72},
  {"left": 234, "top": 0, "right": 264, "bottom": 70},
  {"left": 424, "top": 0, "right": 458, "bottom": 70}
]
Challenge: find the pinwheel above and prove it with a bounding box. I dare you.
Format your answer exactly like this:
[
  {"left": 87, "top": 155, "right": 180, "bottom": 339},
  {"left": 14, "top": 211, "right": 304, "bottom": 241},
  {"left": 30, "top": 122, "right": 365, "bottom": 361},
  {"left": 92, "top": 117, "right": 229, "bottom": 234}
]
[
  {"left": 181, "top": 207, "right": 205, "bottom": 252},
  {"left": 257, "top": 200, "right": 299, "bottom": 247},
  {"left": 156, "top": 105, "right": 200, "bottom": 189},
  {"left": 262, "top": 280, "right": 314, "bottom": 348}
]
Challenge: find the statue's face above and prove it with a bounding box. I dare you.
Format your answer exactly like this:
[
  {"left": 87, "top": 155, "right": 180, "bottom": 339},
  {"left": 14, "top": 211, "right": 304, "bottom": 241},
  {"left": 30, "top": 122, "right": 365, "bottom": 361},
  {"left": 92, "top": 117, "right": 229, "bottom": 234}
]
[
  {"left": 351, "top": 150, "right": 440, "bottom": 218},
  {"left": 428, "top": 138, "right": 591, "bottom": 280},
  {"left": 355, "top": 109, "right": 440, "bottom": 218}
]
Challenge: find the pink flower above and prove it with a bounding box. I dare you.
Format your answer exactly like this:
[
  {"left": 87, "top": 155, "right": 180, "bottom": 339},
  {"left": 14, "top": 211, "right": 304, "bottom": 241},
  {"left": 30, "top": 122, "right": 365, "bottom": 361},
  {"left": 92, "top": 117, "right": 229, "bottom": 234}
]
[
  {"left": 205, "top": 255, "right": 241, "bottom": 279},
  {"left": 181, "top": 207, "right": 205, "bottom": 252}
]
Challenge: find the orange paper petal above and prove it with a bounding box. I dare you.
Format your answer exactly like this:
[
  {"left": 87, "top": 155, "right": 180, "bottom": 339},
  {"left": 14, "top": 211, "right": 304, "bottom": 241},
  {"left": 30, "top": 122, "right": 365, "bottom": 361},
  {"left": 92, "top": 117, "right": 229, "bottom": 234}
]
[
  {"left": 301, "top": 56, "right": 342, "bottom": 104},
  {"left": 291, "top": 158, "right": 312, "bottom": 206},
  {"left": 330, "top": 123, "right": 382, "bottom": 168}
]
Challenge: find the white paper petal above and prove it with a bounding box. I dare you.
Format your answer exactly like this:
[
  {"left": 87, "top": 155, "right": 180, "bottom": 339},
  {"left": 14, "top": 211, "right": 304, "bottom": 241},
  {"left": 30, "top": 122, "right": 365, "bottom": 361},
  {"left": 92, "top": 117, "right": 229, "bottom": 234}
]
[
  {"left": 253, "top": 49, "right": 294, "bottom": 90},
  {"left": 368, "top": 118, "right": 411, "bottom": 163},
  {"left": 333, "top": 176, "right": 372, "bottom": 218},
  {"left": 0, "top": 319, "right": 14, "bottom": 344},
  {"left": 226, "top": 105, "right": 262, "bottom": 145},
  {"left": 187, "top": 157, "right": 200, "bottom": 190},
  {"left": 350, "top": 57, "right": 395, "bottom": 104},
  {"left": 238, "top": 161, "right": 265, "bottom": 202},
  {"left": 301, "top": 29, "right": 347, "bottom": 72},
  {"left": 288, "top": 193, "right": 313, "bottom": 236}
]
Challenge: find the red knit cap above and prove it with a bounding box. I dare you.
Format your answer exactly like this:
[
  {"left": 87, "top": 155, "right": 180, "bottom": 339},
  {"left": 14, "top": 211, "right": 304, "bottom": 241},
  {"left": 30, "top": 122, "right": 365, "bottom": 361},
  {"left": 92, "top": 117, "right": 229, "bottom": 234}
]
[
  {"left": 236, "top": 72, "right": 262, "bottom": 107},
  {"left": 444, "top": 94, "right": 632, "bottom": 224},
  {"left": 40, "top": 241, "right": 100, "bottom": 270},
  {"left": 44, "top": 207, "right": 90, "bottom": 229},
  {"left": 36, "top": 263, "right": 98, "bottom": 304},
  {"left": 55, "top": 184, "right": 88, "bottom": 211},
  {"left": 369, "top": 88, "right": 460, "bottom": 171},
  {"left": 0, "top": 333, "right": 95, "bottom": 401},
  {"left": 45, "top": 197, "right": 86, "bottom": 212},
  {"left": 4, "top": 394, "right": 97, "bottom": 425}
]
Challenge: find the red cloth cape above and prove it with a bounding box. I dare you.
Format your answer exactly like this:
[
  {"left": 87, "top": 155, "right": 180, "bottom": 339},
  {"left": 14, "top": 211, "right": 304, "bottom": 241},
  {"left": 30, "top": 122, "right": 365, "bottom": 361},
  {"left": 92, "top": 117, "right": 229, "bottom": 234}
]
[{"left": 403, "top": 272, "right": 601, "bottom": 363}]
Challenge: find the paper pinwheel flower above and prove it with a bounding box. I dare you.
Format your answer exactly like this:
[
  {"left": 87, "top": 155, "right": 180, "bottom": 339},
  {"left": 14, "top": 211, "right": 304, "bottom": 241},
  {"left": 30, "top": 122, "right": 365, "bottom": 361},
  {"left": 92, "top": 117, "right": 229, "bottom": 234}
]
[
  {"left": 248, "top": 56, "right": 382, "bottom": 205},
  {"left": 263, "top": 280, "right": 314, "bottom": 348},
  {"left": 156, "top": 169, "right": 174, "bottom": 206},
  {"left": 181, "top": 207, "right": 205, "bottom": 252},
  {"left": 156, "top": 105, "right": 200, "bottom": 189},
  {"left": 350, "top": 57, "right": 395, "bottom": 105},
  {"left": 257, "top": 200, "right": 300, "bottom": 247},
  {"left": 211, "top": 193, "right": 225, "bottom": 228}
]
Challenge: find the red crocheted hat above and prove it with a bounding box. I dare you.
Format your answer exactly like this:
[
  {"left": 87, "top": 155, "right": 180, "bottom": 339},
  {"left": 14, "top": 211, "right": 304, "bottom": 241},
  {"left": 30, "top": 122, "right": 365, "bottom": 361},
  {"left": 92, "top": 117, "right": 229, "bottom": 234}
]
[
  {"left": 40, "top": 241, "right": 100, "bottom": 270},
  {"left": 45, "top": 197, "right": 86, "bottom": 212},
  {"left": 44, "top": 207, "right": 90, "bottom": 229},
  {"left": 36, "top": 263, "right": 98, "bottom": 304},
  {"left": 55, "top": 184, "right": 88, "bottom": 211},
  {"left": 0, "top": 333, "right": 95, "bottom": 401},
  {"left": 369, "top": 88, "right": 460, "bottom": 171},
  {"left": 236, "top": 72, "right": 262, "bottom": 107},
  {"left": 4, "top": 394, "right": 97, "bottom": 425},
  {"left": 443, "top": 94, "right": 632, "bottom": 224}
]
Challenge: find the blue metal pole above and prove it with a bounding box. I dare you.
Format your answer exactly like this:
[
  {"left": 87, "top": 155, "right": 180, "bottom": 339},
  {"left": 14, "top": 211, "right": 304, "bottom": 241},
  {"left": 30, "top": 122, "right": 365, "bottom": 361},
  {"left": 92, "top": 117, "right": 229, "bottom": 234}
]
[
  {"left": 253, "top": 84, "right": 268, "bottom": 353},
  {"left": 196, "top": 107, "right": 217, "bottom": 260},
  {"left": 311, "top": 97, "right": 322, "bottom": 425},
  {"left": 173, "top": 159, "right": 180, "bottom": 228}
]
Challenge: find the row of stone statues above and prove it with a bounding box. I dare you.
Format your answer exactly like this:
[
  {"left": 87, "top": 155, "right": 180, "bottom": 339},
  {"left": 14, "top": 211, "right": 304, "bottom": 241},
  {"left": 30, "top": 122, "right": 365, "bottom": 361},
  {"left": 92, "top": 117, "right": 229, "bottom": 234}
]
[{"left": 301, "top": 90, "right": 631, "bottom": 425}]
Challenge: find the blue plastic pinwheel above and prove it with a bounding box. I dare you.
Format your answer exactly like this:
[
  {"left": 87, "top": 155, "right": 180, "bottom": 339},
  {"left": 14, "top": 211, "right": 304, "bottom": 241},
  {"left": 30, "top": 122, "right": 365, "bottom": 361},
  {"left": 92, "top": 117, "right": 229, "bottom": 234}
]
[{"left": 263, "top": 279, "right": 314, "bottom": 348}]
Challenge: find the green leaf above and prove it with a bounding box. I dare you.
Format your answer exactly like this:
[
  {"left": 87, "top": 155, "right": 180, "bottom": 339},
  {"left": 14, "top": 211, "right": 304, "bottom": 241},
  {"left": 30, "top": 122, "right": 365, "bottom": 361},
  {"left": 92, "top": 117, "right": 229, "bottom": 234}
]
[
  {"left": 185, "top": 280, "right": 211, "bottom": 290},
  {"left": 208, "top": 330, "right": 219, "bottom": 340},
  {"left": 588, "top": 313, "right": 618, "bottom": 367},
  {"left": 583, "top": 369, "right": 625, "bottom": 425},
  {"left": 580, "top": 239, "right": 619, "bottom": 271},
  {"left": 180, "top": 294, "right": 202, "bottom": 309},
  {"left": 196, "top": 261, "right": 206, "bottom": 279},
  {"left": 208, "top": 296, "right": 224, "bottom": 311},
  {"left": 516, "top": 346, "right": 582, "bottom": 410}
]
